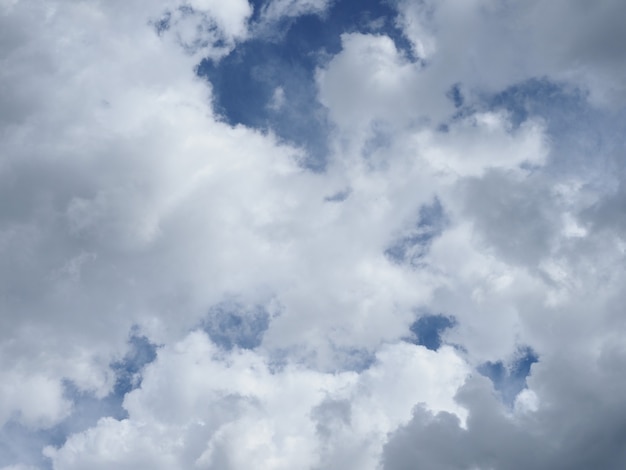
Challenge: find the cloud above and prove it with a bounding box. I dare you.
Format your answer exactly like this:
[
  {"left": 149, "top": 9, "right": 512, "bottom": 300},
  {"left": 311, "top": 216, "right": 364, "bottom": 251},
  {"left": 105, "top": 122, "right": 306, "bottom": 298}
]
[
  {"left": 395, "top": 0, "right": 626, "bottom": 104},
  {"left": 260, "top": 0, "right": 331, "bottom": 22},
  {"left": 384, "top": 364, "right": 626, "bottom": 470},
  {"left": 1, "top": 0, "right": 626, "bottom": 469},
  {"left": 317, "top": 32, "right": 419, "bottom": 132},
  {"left": 44, "top": 331, "right": 468, "bottom": 469},
  {"left": 252, "top": 0, "right": 333, "bottom": 36}
]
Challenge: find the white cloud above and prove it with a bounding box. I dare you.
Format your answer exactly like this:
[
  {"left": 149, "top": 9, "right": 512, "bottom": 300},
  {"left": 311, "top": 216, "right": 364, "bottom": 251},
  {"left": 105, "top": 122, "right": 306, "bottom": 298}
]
[
  {"left": 45, "top": 332, "right": 468, "bottom": 469},
  {"left": 268, "top": 86, "right": 286, "bottom": 111},
  {"left": 415, "top": 113, "right": 547, "bottom": 178},
  {"left": 317, "top": 33, "right": 421, "bottom": 134},
  {"left": 187, "top": 0, "right": 252, "bottom": 39},
  {"left": 258, "top": 0, "right": 331, "bottom": 23},
  {"left": 0, "top": 372, "right": 70, "bottom": 429}
]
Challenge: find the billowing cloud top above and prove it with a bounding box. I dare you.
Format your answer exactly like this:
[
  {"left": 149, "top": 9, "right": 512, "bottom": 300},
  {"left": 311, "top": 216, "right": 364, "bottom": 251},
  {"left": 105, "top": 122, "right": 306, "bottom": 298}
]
[{"left": 1, "top": 0, "right": 626, "bottom": 469}]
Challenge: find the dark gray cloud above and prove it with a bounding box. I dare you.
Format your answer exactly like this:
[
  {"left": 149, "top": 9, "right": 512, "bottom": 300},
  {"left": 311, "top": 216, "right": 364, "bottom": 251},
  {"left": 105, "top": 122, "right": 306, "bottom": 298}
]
[{"left": 384, "top": 372, "right": 626, "bottom": 470}]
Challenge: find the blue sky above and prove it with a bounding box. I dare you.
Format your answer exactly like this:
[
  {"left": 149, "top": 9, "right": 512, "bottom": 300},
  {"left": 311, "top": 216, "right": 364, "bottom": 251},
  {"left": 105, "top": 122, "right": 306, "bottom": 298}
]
[
  {"left": 1, "top": 0, "right": 626, "bottom": 469},
  {"left": 197, "top": 0, "right": 412, "bottom": 170}
]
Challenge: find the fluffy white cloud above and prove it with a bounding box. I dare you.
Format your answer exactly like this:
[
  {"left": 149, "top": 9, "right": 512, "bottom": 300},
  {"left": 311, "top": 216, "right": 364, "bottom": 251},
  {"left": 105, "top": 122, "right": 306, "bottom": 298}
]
[
  {"left": 0, "top": 372, "right": 70, "bottom": 429},
  {"left": 44, "top": 332, "right": 468, "bottom": 469},
  {"left": 318, "top": 33, "right": 421, "bottom": 133},
  {"left": 0, "top": 0, "right": 279, "bottom": 434}
]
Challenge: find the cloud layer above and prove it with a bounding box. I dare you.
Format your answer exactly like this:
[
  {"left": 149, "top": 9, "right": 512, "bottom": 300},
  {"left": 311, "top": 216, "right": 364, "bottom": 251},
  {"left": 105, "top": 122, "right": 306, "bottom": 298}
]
[{"left": 1, "top": 0, "right": 626, "bottom": 468}]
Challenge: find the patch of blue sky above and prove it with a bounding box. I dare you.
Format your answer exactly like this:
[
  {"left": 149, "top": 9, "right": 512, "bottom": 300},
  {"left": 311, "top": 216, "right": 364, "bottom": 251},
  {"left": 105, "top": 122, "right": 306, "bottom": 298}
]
[
  {"left": 446, "top": 83, "right": 464, "bottom": 109},
  {"left": 439, "top": 78, "right": 626, "bottom": 182},
  {"left": 0, "top": 389, "right": 126, "bottom": 470},
  {"left": 488, "top": 78, "right": 589, "bottom": 130},
  {"left": 332, "top": 346, "right": 377, "bottom": 372},
  {"left": 198, "top": 36, "right": 331, "bottom": 171},
  {"left": 58, "top": 335, "right": 157, "bottom": 438},
  {"left": 385, "top": 197, "right": 446, "bottom": 265},
  {"left": 487, "top": 78, "right": 626, "bottom": 176},
  {"left": 197, "top": 0, "right": 415, "bottom": 171},
  {"left": 53, "top": 381, "right": 128, "bottom": 443},
  {"left": 449, "top": 78, "right": 587, "bottom": 131},
  {"left": 152, "top": 10, "right": 171, "bottom": 36},
  {"left": 324, "top": 187, "right": 351, "bottom": 202},
  {"left": 0, "top": 334, "right": 158, "bottom": 470},
  {"left": 439, "top": 84, "right": 482, "bottom": 133},
  {"left": 202, "top": 301, "right": 270, "bottom": 351},
  {"left": 110, "top": 334, "right": 159, "bottom": 397},
  {"left": 478, "top": 346, "right": 539, "bottom": 407},
  {"left": 265, "top": 342, "right": 376, "bottom": 373},
  {"left": 407, "top": 313, "right": 456, "bottom": 351}
]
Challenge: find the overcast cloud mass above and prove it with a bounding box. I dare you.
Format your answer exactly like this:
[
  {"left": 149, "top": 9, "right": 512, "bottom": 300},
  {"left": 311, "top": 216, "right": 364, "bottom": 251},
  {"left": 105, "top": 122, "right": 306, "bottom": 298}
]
[{"left": 1, "top": 0, "right": 626, "bottom": 468}]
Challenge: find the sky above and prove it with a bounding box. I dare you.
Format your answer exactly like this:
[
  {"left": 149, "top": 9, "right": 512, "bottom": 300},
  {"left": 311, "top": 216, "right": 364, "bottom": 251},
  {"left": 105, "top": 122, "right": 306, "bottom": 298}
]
[{"left": 1, "top": 0, "right": 626, "bottom": 469}]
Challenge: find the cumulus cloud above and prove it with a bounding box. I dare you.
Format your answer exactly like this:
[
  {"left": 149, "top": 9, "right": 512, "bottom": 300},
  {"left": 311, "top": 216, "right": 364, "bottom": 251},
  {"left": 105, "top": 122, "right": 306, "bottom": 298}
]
[
  {"left": 1, "top": 0, "right": 625, "bottom": 469},
  {"left": 43, "top": 332, "right": 468, "bottom": 469}
]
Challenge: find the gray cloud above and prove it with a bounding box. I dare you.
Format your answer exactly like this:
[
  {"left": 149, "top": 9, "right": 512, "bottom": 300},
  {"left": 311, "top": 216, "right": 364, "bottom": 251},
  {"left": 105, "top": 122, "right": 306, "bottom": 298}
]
[{"left": 384, "top": 364, "right": 626, "bottom": 470}]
